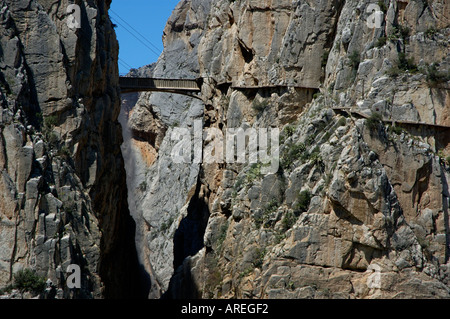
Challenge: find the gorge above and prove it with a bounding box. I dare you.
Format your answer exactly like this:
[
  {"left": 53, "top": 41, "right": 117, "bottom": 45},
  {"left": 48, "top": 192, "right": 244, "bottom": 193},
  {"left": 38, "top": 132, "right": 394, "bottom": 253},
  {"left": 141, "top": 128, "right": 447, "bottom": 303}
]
[{"left": 0, "top": 0, "right": 449, "bottom": 299}]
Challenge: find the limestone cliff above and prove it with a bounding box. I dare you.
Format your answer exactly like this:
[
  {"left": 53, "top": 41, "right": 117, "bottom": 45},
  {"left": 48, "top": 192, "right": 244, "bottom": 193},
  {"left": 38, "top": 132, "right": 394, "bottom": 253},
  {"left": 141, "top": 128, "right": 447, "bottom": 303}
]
[
  {"left": 0, "top": 0, "right": 140, "bottom": 298},
  {"left": 3, "top": 0, "right": 447, "bottom": 300},
  {"left": 125, "top": 0, "right": 450, "bottom": 299}
]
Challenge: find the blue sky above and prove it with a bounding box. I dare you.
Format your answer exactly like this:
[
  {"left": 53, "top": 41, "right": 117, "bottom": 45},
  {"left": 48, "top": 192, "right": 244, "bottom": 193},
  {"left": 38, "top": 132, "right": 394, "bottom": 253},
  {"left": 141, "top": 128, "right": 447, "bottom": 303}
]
[{"left": 110, "top": 1, "right": 180, "bottom": 75}]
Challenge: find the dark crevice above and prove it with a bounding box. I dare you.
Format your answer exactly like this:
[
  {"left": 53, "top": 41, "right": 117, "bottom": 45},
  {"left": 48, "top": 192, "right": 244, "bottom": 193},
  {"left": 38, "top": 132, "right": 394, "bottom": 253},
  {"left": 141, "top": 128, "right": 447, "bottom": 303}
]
[
  {"left": 439, "top": 165, "right": 449, "bottom": 264},
  {"left": 238, "top": 39, "right": 254, "bottom": 64},
  {"left": 173, "top": 178, "right": 210, "bottom": 270},
  {"left": 163, "top": 175, "right": 210, "bottom": 299},
  {"left": 98, "top": 195, "right": 147, "bottom": 299},
  {"left": 320, "top": 0, "right": 346, "bottom": 83}
]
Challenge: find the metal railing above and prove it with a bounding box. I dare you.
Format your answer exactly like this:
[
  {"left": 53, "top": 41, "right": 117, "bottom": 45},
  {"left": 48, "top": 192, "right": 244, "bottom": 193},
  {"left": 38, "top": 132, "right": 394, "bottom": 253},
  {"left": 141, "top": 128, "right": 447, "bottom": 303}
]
[{"left": 119, "top": 77, "right": 201, "bottom": 92}]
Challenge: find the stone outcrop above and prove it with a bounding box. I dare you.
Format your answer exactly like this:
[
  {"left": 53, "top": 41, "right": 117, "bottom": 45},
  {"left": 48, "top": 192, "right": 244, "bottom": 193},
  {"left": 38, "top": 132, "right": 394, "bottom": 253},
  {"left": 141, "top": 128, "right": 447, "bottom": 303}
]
[{"left": 0, "top": 0, "right": 140, "bottom": 298}]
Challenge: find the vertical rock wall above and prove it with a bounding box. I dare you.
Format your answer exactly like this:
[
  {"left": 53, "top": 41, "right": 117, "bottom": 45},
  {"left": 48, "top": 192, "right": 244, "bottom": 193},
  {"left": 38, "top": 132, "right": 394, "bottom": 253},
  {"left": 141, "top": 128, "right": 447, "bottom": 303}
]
[{"left": 0, "top": 0, "right": 140, "bottom": 298}]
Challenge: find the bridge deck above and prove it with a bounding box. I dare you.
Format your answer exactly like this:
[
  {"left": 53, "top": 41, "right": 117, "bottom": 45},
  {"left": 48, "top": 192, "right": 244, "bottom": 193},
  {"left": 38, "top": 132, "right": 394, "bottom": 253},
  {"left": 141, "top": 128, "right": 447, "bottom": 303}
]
[
  {"left": 119, "top": 77, "right": 202, "bottom": 95},
  {"left": 332, "top": 107, "right": 450, "bottom": 129},
  {"left": 231, "top": 85, "right": 319, "bottom": 90}
]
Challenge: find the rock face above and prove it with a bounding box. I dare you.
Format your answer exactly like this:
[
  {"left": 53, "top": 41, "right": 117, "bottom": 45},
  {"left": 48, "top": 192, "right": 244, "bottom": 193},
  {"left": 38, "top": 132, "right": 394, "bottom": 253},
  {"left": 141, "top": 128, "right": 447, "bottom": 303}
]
[
  {"left": 123, "top": 0, "right": 211, "bottom": 298},
  {"left": 1, "top": 0, "right": 446, "bottom": 300},
  {"left": 123, "top": 0, "right": 450, "bottom": 300},
  {"left": 198, "top": 0, "right": 344, "bottom": 88},
  {"left": 0, "top": 0, "right": 140, "bottom": 298}
]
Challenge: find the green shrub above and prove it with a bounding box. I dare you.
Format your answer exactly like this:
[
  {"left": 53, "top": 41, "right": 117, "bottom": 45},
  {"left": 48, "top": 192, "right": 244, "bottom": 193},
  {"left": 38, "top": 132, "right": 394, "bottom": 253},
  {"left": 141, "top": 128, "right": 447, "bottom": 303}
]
[
  {"left": 216, "top": 221, "right": 229, "bottom": 252},
  {"left": 47, "top": 132, "right": 60, "bottom": 147},
  {"left": 283, "top": 125, "right": 295, "bottom": 138},
  {"left": 204, "top": 254, "right": 223, "bottom": 298},
  {"left": 0, "top": 284, "right": 14, "bottom": 295},
  {"left": 328, "top": 81, "right": 335, "bottom": 92},
  {"left": 313, "top": 92, "right": 322, "bottom": 100},
  {"left": 252, "top": 99, "right": 269, "bottom": 114},
  {"left": 233, "top": 175, "right": 246, "bottom": 192},
  {"left": 348, "top": 50, "right": 360, "bottom": 70},
  {"left": 398, "top": 52, "right": 417, "bottom": 73},
  {"left": 387, "top": 30, "right": 398, "bottom": 41},
  {"left": 399, "top": 25, "right": 410, "bottom": 39},
  {"left": 264, "top": 199, "right": 279, "bottom": 214},
  {"left": 294, "top": 190, "right": 312, "bottom": 215},
  {"left": 44, "top": 115, "right": 58, "bottom": 129},
  {"left": 321, "top": 50, "right": 330, "bottom": 68},
  {"left": 436, "top": 150, "right": 450, "bottom": 166},
  {"left": 160, "top": 216, "right": 174, "bottom": 232},
  {"left": 425, "top": 27, "right": 437, "bottom": 38},
  {"left": 13, "top": 269, "right": 46, "bottom": 295},
  {"left": 305, "top": 135, "right": 315, "bottom": 146},
  {"left": 280, "top": 125, "right": 296, "bottom": 144},
  {"left": 337, "top": 117, "right": 347, "bottom": 127},
  {"left": 310, "top": 151, "right": 323, "bottom": 167},
  {"left": 246, "top": 163, "right": 262, "bottom": 184},
  {"left": 388, "top": 125, "right": 403, "bottom": 135},
  {"left": 377, "top": 1, "right": 388, "bottom": 13},
  {"left": 445, "top": 156, "right": 450, "bottom": 165},
  {"left": 42, "top": 115, "right": 59, "bottom": 147},
  {"left": 386, "top": 65, "right": 401, "bottom": 78},
  {"left": 388, "top": 25, "right": 410, "bottom": 42},
  {"left": 252, "top": 248, "right": 266, "bottom": 269},
  {"left": 375, "top": 36, "right": 387, "bottom": 48},
  {"left": 139, "top": 181, "right": 147, "bottom": 192},
  {"left": 261, "top": 199, "right": 280, "bottom": 228},
  {"left": 281, "top": 142, "right": 306, "bottom": 170},
  {"left": 62, "top": 198, "right": 77, "bottom": 214},
  {"left": 386, "top": 52, "right": 419, "bottom": 77},
  {"left": 281, "top": 211, "right": 297, "bottom": 231},
  {"left": 366, "top": 112, "right": 383, "bottom": 130},
  {"left": 254, "top": 214, "right": 264, "bottom": 229},
  {"left": 425, "top": 63, "right": 450, "bottom": 85},
  {"left": 57, "top": 145, "right": 71, "bottom": 159}
]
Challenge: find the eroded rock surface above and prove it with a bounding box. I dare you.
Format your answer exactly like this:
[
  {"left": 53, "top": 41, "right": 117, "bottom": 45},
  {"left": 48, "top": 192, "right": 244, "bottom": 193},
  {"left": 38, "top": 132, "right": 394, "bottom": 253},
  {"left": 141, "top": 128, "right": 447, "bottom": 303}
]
[{"left": 0, "top": 0, "right": 140, "bottom": 298}]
